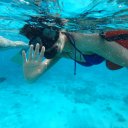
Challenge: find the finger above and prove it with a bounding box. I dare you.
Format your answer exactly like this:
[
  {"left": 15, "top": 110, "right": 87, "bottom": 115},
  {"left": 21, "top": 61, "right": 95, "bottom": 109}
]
[
  {"left": 33, "top": 43, "right": 39, "bottom": 60},
  {"left": 22, "top": 50, "right": 27, "bottom": 63},
  {"left": 28, "top": 45, "right": 33, "bottom": 61},
  {"left": 38, "top": 46, "right": 45, "bottom": 62}
]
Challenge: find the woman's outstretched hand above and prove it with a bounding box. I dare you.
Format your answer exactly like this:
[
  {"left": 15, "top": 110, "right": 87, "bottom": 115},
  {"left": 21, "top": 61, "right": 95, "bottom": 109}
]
[{"left": 22, "top": 43, "right": 47, "bottom": 81}]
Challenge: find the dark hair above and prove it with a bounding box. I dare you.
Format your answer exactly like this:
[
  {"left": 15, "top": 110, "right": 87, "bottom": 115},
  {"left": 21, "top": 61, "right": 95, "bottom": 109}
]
[
  {"left": 20, "top": 24, "right": 42, "bottom": 39},
  {"left": 20, "top": 24, "right": 60, "bottom": 59}
]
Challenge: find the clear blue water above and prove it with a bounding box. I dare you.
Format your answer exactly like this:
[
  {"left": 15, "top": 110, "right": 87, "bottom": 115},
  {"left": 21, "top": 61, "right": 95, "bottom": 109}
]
[{"left": 0, "top": 0, "right": 128, "bottom": 128}]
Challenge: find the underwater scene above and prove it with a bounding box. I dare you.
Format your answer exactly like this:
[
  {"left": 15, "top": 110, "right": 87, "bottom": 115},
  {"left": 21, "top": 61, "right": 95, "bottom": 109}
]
[{"left": 0, "top": 0, "right": 128, "bottom": 128}]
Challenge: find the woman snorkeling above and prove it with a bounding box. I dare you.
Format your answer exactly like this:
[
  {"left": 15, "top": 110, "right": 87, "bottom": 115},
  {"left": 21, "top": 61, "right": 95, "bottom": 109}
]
[{"left": 20, "top": 23, "right": 128, "bottom": 82}]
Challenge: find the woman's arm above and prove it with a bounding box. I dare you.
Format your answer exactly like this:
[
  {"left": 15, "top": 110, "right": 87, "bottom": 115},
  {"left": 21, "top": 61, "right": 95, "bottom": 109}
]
[
  {"left": 22, "top": 43, "right": 61, "bottom": 82},
  {"left": 0, "top": 36, "right": 28, "bottom": 49}
]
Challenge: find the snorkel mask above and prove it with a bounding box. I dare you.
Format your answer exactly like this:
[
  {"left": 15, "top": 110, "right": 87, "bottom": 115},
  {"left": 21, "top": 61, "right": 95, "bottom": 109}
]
[{"left": 20, "top": 24, "right": 60, "bottom": 59}]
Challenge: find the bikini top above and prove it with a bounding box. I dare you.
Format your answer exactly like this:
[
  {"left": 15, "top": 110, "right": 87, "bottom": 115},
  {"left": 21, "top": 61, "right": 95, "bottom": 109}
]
[{"left": 63, "top": 32, "right": 105, "bottom": 74}]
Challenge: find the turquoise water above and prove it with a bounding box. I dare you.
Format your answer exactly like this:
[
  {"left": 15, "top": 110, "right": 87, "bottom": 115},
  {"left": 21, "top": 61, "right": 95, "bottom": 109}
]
[{"left": 0, "top": 0, "right": 128, "bottom": 128}]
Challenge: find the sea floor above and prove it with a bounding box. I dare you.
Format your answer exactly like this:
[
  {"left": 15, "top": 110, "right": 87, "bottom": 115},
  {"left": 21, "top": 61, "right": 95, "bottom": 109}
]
[{"left": 0, "top": 51, "right": 128, "bottom": 128}]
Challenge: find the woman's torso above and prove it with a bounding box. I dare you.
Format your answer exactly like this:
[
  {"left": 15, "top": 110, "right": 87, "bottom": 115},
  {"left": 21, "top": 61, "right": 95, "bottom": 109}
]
[{"left": 61, "top": 32, "right": 103, "bottom": 62}]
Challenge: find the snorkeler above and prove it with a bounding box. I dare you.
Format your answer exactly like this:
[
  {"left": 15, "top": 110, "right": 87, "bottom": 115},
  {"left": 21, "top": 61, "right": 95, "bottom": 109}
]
[
  {"left": 0, "top": 36, "right": 28, "bottom": 49},
  {"left": 20, "top": 24, "right": 128, "bottom": 82}
]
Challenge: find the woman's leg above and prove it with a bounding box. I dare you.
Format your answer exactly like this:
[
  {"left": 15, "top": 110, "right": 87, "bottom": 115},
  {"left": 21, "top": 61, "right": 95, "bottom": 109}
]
[{"left": 94, "top": 40, "right": 128, "bottom": 67}]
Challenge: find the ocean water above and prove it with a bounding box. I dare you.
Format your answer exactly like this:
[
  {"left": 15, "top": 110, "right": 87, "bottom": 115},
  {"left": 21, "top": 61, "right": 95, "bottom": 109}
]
[{"left": 0, "top": 0, "right": 128, "bottom": 128}]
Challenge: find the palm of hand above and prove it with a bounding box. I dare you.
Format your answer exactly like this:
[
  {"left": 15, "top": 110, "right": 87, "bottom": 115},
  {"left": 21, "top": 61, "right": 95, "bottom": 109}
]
[
  {"left": 22, "top": 44, "right": 45, "bottom": 79},
  {"left": 24, "top": 60, "right": 42, "bottom": 76}
]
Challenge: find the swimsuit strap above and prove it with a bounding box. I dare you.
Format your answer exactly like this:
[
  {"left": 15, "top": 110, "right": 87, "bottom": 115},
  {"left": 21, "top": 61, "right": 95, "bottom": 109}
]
[
  {"left": 63, "top": 32, "right": 81, "bottom": 75},
  {"left": 63, "top": 32, "right": 84, "bottom": 55},
  {"left": 62, "top": 32, "right": 84, "bottom": 75}
]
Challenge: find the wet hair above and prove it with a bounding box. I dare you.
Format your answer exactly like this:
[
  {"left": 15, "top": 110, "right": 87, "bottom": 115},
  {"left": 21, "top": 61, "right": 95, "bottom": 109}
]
[
  {"left": 20, "top": 24, "right": 60, "bottom": 59},
  {"left": 20, "top": 24, "right": 42, "bottom": 39}
]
